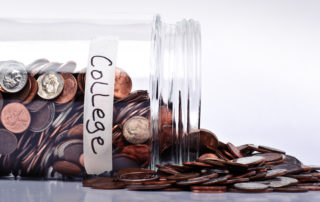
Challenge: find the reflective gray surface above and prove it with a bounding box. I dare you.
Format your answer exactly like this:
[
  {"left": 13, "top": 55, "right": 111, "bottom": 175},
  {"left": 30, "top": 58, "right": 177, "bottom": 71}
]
[{"left": 0, "top": 179, "right": 320, "bottom": 202}]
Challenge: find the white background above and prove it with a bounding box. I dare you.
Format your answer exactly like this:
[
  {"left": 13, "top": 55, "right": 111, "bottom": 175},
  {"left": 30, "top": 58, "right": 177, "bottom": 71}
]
[{"left": 0, "top": 0, "right": 319, "bottom": 165}]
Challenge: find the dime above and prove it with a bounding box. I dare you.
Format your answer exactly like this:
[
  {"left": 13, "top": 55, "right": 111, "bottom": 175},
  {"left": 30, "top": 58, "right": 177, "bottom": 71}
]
[
  {"left": 0, "top": 61, "right": 28, "bottom": 93},
  {"left": 1, "top": 103, "right": 31, "bottom": 133},
  {"left": 114, "top": 67, "right": 132, "bottom": 99},
  {"left": 265, "top": 169, "right": 288, "bottom": 178},
  {"left": 266, "top": 176, "right": 298, "bottom": 188},
  {"left": 0, "top": 129, "right": 18, "bottom": 155},
  {"left": 123, "top": 116, "right": 150, "bottom": 144},
  {"left": 233, "top": 156, "right": 265, "bottom": 166},
  {"left": 234, "top": 182, "right": 269, "bottom": 192},
  {"left": 29, "top": 102, "right": 55, "bottom": 132},
  {"left": 54, "top": 73, "right": 77, "bottom": 104},
  {"left": 37, "top": 72, "right": 64, "bottom": 100}
]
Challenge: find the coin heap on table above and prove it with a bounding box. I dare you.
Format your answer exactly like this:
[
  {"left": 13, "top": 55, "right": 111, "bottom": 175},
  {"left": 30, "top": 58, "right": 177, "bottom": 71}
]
[
  {"left": 83, "top": 129, "right": 320, "bottom": 193},
  {"left": 0, "top": 59, "right": 152, "bottom": 177}
]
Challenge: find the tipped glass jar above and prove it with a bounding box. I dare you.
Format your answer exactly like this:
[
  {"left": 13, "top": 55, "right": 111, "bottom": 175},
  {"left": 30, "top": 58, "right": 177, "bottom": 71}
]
[{"left": 0, "top": 14, "right": 201, "bottom": 178}]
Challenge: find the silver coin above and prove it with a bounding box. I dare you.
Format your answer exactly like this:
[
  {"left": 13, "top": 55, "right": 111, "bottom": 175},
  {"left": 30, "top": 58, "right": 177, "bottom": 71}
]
[
  {"left": 234, "top": 182, "right": 269, "bottom": 191},
  {"left": 0, "top": 61, "right": 28, "bottom": 93},
  {"left": 234, "top": 156, "right": 265, "bottom": 165},
  {"left": 37, "top": 72, "right": 64, "bottom": 100},
  {"left": 123, "top": 116, "right": 150, "bottom": 144},
  {"left": 267, "top": 176, "right": 298, "bottom": 188}
]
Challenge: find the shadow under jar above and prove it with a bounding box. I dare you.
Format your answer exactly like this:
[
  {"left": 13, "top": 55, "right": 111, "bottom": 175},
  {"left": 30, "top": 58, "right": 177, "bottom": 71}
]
[{"left": 0, "top": 15, "right": 201, "bottom": 178}]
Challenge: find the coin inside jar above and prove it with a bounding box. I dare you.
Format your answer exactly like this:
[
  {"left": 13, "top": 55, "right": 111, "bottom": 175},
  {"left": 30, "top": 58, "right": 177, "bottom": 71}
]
[
  {"left": 123, "top": 116, "right": 150, "bottom": 144},
  {"left": 29, "top": 102, "right": 55, "bottom": 132},
  {"left": 37, "top": 72, "right": 64, "bottom": 100},
  {"left": 54, "top": 73, "right": 77, "bottom": 104},
  {"left": 0, "top": 129, "right": 18, "bottom": 155},
  {"left": 1, "top": 102, "right": 31, "bottom": 133},
  {"left": 0, "top": 61, "right": 28, "bottom": 93},
  {"left": 114, "top": 67, "right": 132, "bottom": 99}
]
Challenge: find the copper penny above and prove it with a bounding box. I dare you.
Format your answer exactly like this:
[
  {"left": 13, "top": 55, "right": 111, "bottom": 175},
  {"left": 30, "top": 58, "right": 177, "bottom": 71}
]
[
  {"left": 22, "top": 76, "right": 38, "bottom": 104},
  {"left": 0, "top": 129, "right": 18, "bottom": 155},
  {"left": 77, "top": 73, "right": 85, "bottom": 94},
  {"left": 160, "top": 106, "right": 172, "bottom": 125},
  {"left": 54, "top": 73, "right": 77, "bottom": 104},
  {"left": 82, "top": 177, "right": 114, "bottom": 187},
  {"left": 67, "top": 124, "right": 83, "bottom": 138},
  {"left": 91, "top": 181, "right": 126, "bottom": 190},
  {"left": 114, "top": 67, "right": 132, "bottom": 99},
  {"left": 191, "top": 186, "right": 227, "bottom": 193},
  {"left": 53, "top": 160, "right": 82, "bottom": 176},
  {"left": 1, "top": 102, "right": 31, "bottom": 133},
  {"left": 199, "top": 129, "right": 219, "bottom": 151},
  {"left": 227, "top": 142, "right": 243, "bottom": 158},
  {"left": 79, "top": 154, "right": 84, "bottom": 167},
  {"left": 127, "top": 183, "right": 171, "bottom": 191},
  {"left": 29, "top": 102, "right": 55, "bottom": 132}
]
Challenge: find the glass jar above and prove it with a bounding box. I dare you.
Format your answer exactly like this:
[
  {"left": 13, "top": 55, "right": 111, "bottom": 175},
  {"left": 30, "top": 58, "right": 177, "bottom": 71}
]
[{"left": 0, "top": 15, "right": 201, "bottom": 178}]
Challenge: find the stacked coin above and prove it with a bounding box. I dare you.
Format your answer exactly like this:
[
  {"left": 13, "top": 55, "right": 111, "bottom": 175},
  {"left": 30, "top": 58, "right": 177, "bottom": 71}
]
[
  {"left": 83, "top": 129, "right": 320, "bottom": 193},
  {"left": 0, "top": 59, "right": 154, "bottom": 178}
]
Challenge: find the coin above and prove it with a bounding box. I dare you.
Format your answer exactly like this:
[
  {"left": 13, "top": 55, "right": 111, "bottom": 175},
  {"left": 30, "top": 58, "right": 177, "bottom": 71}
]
[
  {"left": 26, "top": 58, "right": 49, "bottom": 75},
  {"left": 22, "top": 76, "right": 38, "bottom": 104},
  {"left": 56, "top": 61, "right": 77, "bottom": 73},
  {"left": 254, "top": 152, "right": 283, "bottom": 163},
  {"left": 0, "top": 61, "right": 28, "bottom": 93},
  {"left": 53, "top": 160, "right": 82, "bottom": 176},
  {"left": 37, "top": 72, "right": 64, "bottom": 100},
  {"left": 1, "top": 102, "right": 31, "bottom": 133},
  {"left": 266, "top": 176, "right": 298, "bottom": 188},
  {"left": 0, "top": 92, "right": 3, "bottom": 111},
  {"left": 233, "top": 156, "right": 265, "bottom": 166},
  {"left": 91, "top": 181, "right": 126, "bottom": 190},
  {"left": 234, "top": 182, "right": 269, "bottom": 192},
  {"left": 54, "top": 73, "right": 77, "bottom": 104},
  {"left": 119, "top": 172, "right": 159, "bottom": 183},
  {"left": 0, "top": 129, "right": 18, "bottom": 155},
  {"left": 274, "top": 186, "right": 308, "bottom": 192},
  {"left": 167, "top": 173, "right": 200, "bottom": 181},
  {"left": 191, "top": 186, "right": 227, "bottom": 193},
  {"left": 199, "top": 129, "right": 219, "bottom": 151},
  {"left": 265, "top": 169, "right": 288, "bottom": 178},
  {"left": 29, "top": 102, "right": 55, "bottom": 132},
  {"left": 114, "top": 67, "right": 132, "bottom": 99},
  {"left": 127, "top": 183, "right": 171, "bottom": 191},
  {"left": 26, "top": 98, "right": 48, "bottom": 112},
  {"left": 123, "top": 116, "right": 150, "bottom": 144},
  {"left": 227, "top": 142, "right": 243, "bottom": 158}
]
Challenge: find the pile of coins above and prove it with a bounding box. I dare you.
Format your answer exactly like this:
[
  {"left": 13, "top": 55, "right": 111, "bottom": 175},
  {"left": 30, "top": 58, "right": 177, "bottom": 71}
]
[
  {"left": 0, "top": 59, "right": 153, "bottom": 177},
  {"left": 83, "top": 129, "right": 320, "bottom": 193}
]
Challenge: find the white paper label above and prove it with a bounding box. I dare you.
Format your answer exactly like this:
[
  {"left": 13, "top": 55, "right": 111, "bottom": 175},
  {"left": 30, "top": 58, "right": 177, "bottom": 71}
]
[{"left": 83, "top": 37, "right": 118, "bottom": 174}]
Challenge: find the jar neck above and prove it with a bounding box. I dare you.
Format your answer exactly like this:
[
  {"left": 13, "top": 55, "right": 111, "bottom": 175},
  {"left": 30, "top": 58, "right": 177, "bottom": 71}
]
[{"left": 150, "top": 15, "right": 201, "bottom": 168}]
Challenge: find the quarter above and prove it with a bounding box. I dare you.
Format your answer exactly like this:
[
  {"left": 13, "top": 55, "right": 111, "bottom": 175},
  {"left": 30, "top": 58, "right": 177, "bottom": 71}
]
[{"left": 0, "top": 61, "right": 28, "bottom": 93}]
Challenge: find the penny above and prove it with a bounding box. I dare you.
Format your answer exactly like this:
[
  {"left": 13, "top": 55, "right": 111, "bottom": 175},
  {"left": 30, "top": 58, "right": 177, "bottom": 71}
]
[
  {"left": 77, "top": 73, "right": 85, "bottom": 94},
  {"left": 53, "top": 160, "right": 82, "bottom": 176},
  {"left": 298, "top": 185, "right": 320, "bottom": 191},
  {"left": 37, "top": 72, "right": 64, "bottom": 100},
  {"left": 176, "top": 177, "right": 210, "bottom": 186},
  {"left": 118, "top": 168, "right": 156, "bottom": 176},
  {"left": 234, "top": 182, "right": 269, "bottom": 192},
  {"left": 258, "top": 145, "right": 286, "bottom": 154},
  {"left": 63, "top": 144, "right": 83, "bottom": 163},
  {"left": 167, "top": 173, "right": 200, "bottom": 181},
  {"left": 123, "top": 116, "right": 150, "bottom": 144},
  {"left": 227, "top": 142, "right": 243, "bottom": 158},
  {"left": 114, "top": 67, "right": 132, "bottom": 99},
  {"left": 82, "top": 177, "right": 115, "bottom": 187},
  {"left": 79, "top": 154, "right": 84, "bottom": 167},
  {"left": 198, "top": 153, "right": 219, "bottom": 160},
  {"left": 22, "top": 76, "right": 38, "bottom": 104},
  {"left": 160, "top": 106, "right": 172, "bottom": 125},
  {"left": 191, "top": 186, "right": 227, "bottom": 193},
  {"left": 199, "top": 129, "right": 219, "bottom": 151},
  {"left": 1, "top": 103, "right": 31, "bottom": 133},
  {"left": 0, "top": 129, "right": 18, "bottom": 155},
  {"left": 274, "top": 186, "right": 308, "bottom": 192},
  {"left": 112, "top": 155, "right": 140, "bottom": 172},
  {"left": 29, "top": 102, "right": 55, "bottom": 132},
  {"left": 0, "top": 61, "right": 28, "bottom": 93},
  {"left": 127, "top": 183, "right": 171, "bottom": 191},
  {"left": 67, "top": 124, "right": 83, "bottom": 138},
  {"left": 54, "top": 73, "right": 77, "bottom": 104},
  {"left": 7, "top": 75, "right": 32, "bottom": 102},
  {"left": 91, "top": 181, "right": 126, "bottom": 190}
]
